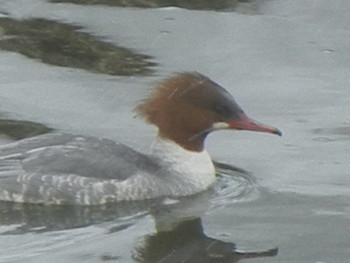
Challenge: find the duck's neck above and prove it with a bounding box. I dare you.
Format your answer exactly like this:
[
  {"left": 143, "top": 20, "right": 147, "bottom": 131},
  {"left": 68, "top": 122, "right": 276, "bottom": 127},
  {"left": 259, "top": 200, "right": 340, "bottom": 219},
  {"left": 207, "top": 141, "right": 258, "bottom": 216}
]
[{"left": 150, "top": 136, "right": 216, "bottom": 193}]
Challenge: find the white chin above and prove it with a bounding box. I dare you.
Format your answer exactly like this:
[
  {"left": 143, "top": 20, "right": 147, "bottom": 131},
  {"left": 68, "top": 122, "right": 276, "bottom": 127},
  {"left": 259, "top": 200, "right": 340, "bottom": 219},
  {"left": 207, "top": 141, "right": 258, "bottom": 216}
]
[{"left": 212, "top": 122, "right": 230, "bottom": 130}]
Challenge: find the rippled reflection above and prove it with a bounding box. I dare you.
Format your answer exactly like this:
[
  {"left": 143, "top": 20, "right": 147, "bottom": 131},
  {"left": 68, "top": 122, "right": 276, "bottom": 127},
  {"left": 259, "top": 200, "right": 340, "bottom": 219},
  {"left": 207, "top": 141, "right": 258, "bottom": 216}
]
[{"left": 133, "top": 218, "right": 277, "bottom": 263}]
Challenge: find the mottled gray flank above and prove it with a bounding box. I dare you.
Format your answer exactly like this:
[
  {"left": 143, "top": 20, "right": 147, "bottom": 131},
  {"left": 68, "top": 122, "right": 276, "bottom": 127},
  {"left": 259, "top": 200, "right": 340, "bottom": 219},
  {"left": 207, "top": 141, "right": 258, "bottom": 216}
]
[
  {"left": 0, "top": 133, "right": 215, "bottom": 205},
  {"left": 0, "top": 133, "right": 159, "bottom": 204}
]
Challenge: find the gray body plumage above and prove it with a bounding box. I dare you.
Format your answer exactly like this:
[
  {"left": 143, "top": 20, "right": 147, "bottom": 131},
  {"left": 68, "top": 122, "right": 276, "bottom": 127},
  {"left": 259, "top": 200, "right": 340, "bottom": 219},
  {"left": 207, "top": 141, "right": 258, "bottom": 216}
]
[
  {"left": 0, "top": 133, "right": 215, "bottom": 205},
  {"left": 0, "top": 133, "right": 159, "bottom": 204}
]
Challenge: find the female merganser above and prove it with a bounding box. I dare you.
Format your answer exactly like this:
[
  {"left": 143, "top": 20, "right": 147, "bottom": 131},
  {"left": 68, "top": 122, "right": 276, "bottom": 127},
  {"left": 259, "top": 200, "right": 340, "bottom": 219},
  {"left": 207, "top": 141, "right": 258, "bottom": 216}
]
[{"left": 0, "top": 72, "right": 281, "bottom": 205}]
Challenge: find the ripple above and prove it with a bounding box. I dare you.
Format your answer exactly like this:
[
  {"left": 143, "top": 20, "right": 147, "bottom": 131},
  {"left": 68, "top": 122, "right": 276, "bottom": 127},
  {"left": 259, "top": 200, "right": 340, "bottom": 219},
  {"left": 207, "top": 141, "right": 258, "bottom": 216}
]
[
  {"left": 210, "top": 161, "right": 259, "bottom": 209},
  {"left": 312, "top": 126, "right": 350, "bottom": 141}
]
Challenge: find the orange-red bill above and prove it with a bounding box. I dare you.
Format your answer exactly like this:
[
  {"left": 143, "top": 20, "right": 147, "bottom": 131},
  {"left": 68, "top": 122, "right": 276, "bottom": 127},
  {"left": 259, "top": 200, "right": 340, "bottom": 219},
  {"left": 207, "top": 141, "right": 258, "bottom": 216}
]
[{"left": 228, "top": 113, "right": 282, "bottom": 136}]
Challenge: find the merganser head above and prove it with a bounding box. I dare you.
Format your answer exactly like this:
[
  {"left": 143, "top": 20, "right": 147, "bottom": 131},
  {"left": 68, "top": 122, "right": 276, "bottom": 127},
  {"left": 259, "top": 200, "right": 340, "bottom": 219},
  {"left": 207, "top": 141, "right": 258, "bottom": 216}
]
[{"left": 136, "top": 72, "right": 281, "bottom": 152}]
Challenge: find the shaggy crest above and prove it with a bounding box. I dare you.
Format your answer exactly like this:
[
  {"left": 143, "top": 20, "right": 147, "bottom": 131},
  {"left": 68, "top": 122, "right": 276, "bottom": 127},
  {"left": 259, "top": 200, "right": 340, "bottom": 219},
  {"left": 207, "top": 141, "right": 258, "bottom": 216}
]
[{"left": 135, "top": 72, "right": 233, "bottom": 124}]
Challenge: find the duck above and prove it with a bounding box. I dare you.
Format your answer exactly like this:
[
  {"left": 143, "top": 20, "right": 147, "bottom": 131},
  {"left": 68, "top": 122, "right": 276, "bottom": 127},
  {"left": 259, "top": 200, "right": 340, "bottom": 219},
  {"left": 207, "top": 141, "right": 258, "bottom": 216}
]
[{"left": 0, "top": 72, "right": 281, "bottom": 205}]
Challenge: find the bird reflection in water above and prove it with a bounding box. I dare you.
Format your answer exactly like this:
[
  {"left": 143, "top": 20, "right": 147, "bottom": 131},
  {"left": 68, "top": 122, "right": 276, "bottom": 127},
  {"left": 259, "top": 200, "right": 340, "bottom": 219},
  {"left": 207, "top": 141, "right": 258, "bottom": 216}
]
[
  {"left": 133, "top": 217, "right": 277, "bottom": 263},
  {"left": 0, "top": 197, "right": 277, "bottom": 262}
]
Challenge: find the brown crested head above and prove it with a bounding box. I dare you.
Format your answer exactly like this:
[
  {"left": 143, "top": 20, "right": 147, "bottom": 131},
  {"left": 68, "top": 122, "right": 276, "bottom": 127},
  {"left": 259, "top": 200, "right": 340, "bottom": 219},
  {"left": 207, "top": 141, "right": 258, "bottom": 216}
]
[{"left": 136, "top": 72, "right": 281, "bottom": 152}]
